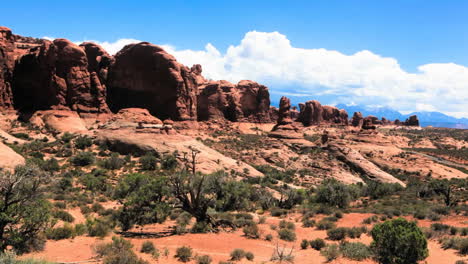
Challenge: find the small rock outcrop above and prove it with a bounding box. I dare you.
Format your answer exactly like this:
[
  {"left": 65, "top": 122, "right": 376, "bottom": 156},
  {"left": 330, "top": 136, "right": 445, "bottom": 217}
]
[
  {"left": 351, "top": 112, "right": 364, "bottom": 127},
  {"left": 0, "top": 27, "right": 15, "bottom": 109},
  {"left": 297, "top": 100, "right": 348, "bottom": 126},
  {"left": 197, "top": 79, "right": 271, "bottom": 122},
  {"left": 270, "top": 96, "right": 301, "bottom": 139},
  {"left": 107, "top": 42, "right": 198, "bottom": 121},
  {"left": 404, "top": 115, "right": 419, "bottom": 126},
  {"left": 12, "top": 39, "right": 110, "bottom": 114}
]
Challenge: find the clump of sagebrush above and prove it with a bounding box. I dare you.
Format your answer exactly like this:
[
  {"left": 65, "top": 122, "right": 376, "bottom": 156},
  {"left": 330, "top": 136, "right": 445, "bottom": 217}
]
[
  {"left": 175, "top": 246, "right": 193, "bottom": 262},
  {"left": 95, "top": 236, "right": 148, "bottom": 264}
]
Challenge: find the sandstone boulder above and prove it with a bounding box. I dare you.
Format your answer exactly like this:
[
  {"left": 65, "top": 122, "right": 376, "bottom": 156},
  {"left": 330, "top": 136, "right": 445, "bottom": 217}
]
[
  {"left": 197, "top": 80, "right": 271, "bottom": 122},
  {"left": 28, "top": 110, "right": 88, "bottom": 133},
  {"left": 107, "top": 42, "right": 197, "bottom": 121},
  {"left": 12, "top": 39, "right": 110, "bottom": 114},
  {"left": 0, "top": 27, "right": 15, "bottom": 110},
  {"left": 351, "top": 112, "right": 364, "bottom": 127},
  {"left": 0, "top": 141, "right": 25, "bottom": 169},
  {"left": 404, "top": 115, "right": 419, "bottom": 126},
  {"left": 297, "top": 100, "right": 348, "bottom": 126}
]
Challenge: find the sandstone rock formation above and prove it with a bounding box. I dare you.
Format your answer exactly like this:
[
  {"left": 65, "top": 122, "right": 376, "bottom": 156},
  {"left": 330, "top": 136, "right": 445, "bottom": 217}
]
[
  {"left": 107, "top": 42, "right": 198, "bottom": 121},
  {"left": 351, "top": 112, "right": 364, "bottom": 127},
  {"left": 329, "top": 143, "right": 405, "bottom": 186},
  {"left": 12, "top": 38, "right": 110, "bottom": 114},
  {"left": 97, "top": 129, "right": 263, "bottom": 177},
  {"left": 404, "top": 115, "right": 419, "bottom": 126},
  {"left": 0, "top": 141, "right": 25, "bottom": 169},
  {"left": 297, "top": 100, "right": 348, "bottom": 126},
  {"left": 270, "top": 96, "right": 301, "bottom": 139},
  {"left": 28, "top": 110, "right": 88, "bottom": 133},
  {"left": 276, "top": 96, "right": 293, "bottom": 126},
  {"left": 0, "top": 27, "right": 15, "bottom": 109},
  {"left": 197, "top": 79, "right": 271, "bottom": 122}
]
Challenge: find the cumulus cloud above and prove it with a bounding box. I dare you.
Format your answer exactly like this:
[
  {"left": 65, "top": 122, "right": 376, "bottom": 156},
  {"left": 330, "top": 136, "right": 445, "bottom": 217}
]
[{"left": 68, "top": 31, "right": 468, "bottom": 118}]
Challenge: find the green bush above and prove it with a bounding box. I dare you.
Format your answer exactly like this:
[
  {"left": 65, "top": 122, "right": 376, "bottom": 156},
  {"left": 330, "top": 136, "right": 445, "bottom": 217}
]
[
  {"left": 140, "top": 241, "right": 156, "bottom": 254},
  {"left": 196, "top": 255, "right": 212, "bottom": 264},
  {"left": 316, "top": 220, "right": 336, "bottom": 230},
  {"left": 371, "top": 218, "right": 428, "bottom": 264},
  {"left": 46, "top": 224, "right": 75, "bottom": 240},
  {"left": 95, "top": 236, "right": 148, "bottom": 264},
  {"left": 300, "top": 239, "right": 309, "bottom": 249},
  {"left": 279, "top": 220, "right": 295, "bottom": 230},
  {"left": 327, "top": 227, "right": 347, "bottom": 241},
  {"left": 278, "top": 228, "right": 296, "bottom": 241},
  {"left": 175, "top": 246, "right": 193, "bottom": 262},
  {"left": 310, "top": 238, "right": 326, "bottom": 250},
  {"left": 70, "top": 152, "right": 95, "bottom": 166},
  {"left": 101, "top": 153, "right": 125, "bottom": 170},
  {"left": 230, "top": 248, "right": 246, "bottom": 261},
  {"left": 265, "top": 234, "right": 273, "bottom": 241},
  {"left": 139, "top": 153, "right": 158, "bottom": 171},
  {"left": 302, "top": 219, "right": 315, "bottom": 228},
  {"left": 245, "top": 251, "right": 254, "bottom": 261},
  {"left": 243, "top": 223, "right": 260, "bottom": 239},
  {"left": 52, "top": 210, "right": 75, "bottom": 223},
  {"left": 75, "top": 136, "right": 93, "bottom": 150},
  {"left": 340, "top": 242, "right": 372, "bottom": 261},
  {"left": 320, "top": 244, "right": 340, "bottom": 262},
  {"left": 86, "top": 218, "right": 112, "bottom": 238},
  {"left": 440, "top": 237, "right": 468, "bottom": 255},
  {"left": 316, "top": 179, "right": 354, "bottom": 208}
]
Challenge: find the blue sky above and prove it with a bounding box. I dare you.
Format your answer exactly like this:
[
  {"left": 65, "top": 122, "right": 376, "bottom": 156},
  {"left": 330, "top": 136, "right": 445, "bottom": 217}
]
[{"left": 3, "top": 1, "right": 468, "bottom": 117}]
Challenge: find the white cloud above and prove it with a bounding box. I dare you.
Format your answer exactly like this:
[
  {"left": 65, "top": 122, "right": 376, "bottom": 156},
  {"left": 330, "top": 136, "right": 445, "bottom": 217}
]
[
  {"left": 59, "top": 31, "right": 468, "bottom": 118},
  {"left": 76, "top": 38, "right": 142, "bottom": 55},
  {"left": 162, "top": 31, "right": 468, "bottom": 118}
]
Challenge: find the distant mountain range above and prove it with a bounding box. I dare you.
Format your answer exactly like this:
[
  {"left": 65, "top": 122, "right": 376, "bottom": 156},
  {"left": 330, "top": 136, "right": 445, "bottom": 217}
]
[{"left": 335, "top": 104, "right": 468, "bottom": 129}]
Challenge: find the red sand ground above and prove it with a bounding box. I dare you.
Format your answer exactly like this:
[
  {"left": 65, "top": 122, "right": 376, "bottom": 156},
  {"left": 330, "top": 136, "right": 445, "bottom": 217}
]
[{"left": 23, "top": 213, "right": 467, "bottom": 264}]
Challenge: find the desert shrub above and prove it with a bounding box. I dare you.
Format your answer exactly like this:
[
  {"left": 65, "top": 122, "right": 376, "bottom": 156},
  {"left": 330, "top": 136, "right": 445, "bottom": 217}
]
[
  {"left": 320, "top": 244, "right": 340, "bottom": 262},
  {"left": 52, "top": 210, "right": 75, "bottom": 223},
  {"left": 12, "top": 132, "right": 30, "bottom": 140},
  {"left": 432, "top": 205, "right": 450, "bottom": 215},
  {"left": 340, "top": 242, "right": 372, "bottom": 261},
  {"left": 258, "top": 216, "right": 266, "bottom": 224},
  {"left": 300, "top": 239, "right": 309, "bottom": 249},
  {"left": 140, "top": 241, "right": 156, "bottom": 254},
  {"left": 431, "top": 223, "right": 450, "bottom": 232},
  {"left": 278, "top": 228, "right": 296, "bottom": 241},
  {"left": 139, "top": 153, "right": 158, "bottom": 171},
  {"left": 265, "top": 234, "right": 273, "bottom": 241},
  {"left": 316, "top": 179, "right": 354, "bottom": 208},
  {"left": 86, "top": 218, "right": 112, "bottom": 238},
  {"left": 440, "top": 237, "right": 468, "bottom": 255},
  {"left": 302, "top": 219, "right": 315, "bottom": 228},
  {"left": 428, "top": 213, "right": 441, "bottom": 221},
  {"left": 54, "top": 201, "right": 66, "bottom": 209},
  {"left": 310, "top": 238, "right": 326, "bottom": 250},
  {"left": 70, "top": 152, "right": 95, "bottom": 166},
  {"left": 327, "top": 227, "right": 347, "bottom": 241},
  {"left": 279, "top": 220, "right": 295, "bottom": 230},
  {"left": 161, "top": 154, "right": 178, "bottom": 170},
  {"left": 101, "top": 153, "right": 125, "bottom": 170},
  {"left": 371, "top": 218, "right": 428, "bottom": 264},
  {"left": 74, "top": 223, "right": 87, "bottom": 236},
  {"left": 42, "top": 158, "right": 60, "bottom": 172},
  {"left": 175, "top": 246, "right": 193, "bottom": 262},
  {"left": 323, "top": 216, "right": 339, "bottom": 222},
  {"left": 243, "top": 223, "right": 260, "bottom": 239},
  {"left": 413, "top": 209, "right": 427, "bottom": 220},
  {"left": 46, "top": 224, "right": 75, "bottom": 240},
  {"left": 450, "top": 226, "right": 459, "bottom": 235},
  {"left": 347, "top": 227, "right": 365, "bottom": 238},
  {"left": 334, "top": 211, "right": 343, "bottom": 218},
  {"left": 230, "top": 249, "right": 246, "bottom": 261},
  {"left": 270, "top": 208, "right": 288, "bottom": 217},
  {"left": 316, "top": 220, "right": 336, "bottom": 230},
  {"left": 245, "top": 252, "right": 254, "bottom": 261},
  {"left": 95, "top": 236, "right": 148, "bottom": 264},
  {"left": 75, "top": 136, "right": 93, "bottom": 150},
  {"left": 196, "top": 255, "right": 212, "bottom": 264},
  {"left": 362, "top": 215, "right": 378, "bottom": 224}
]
